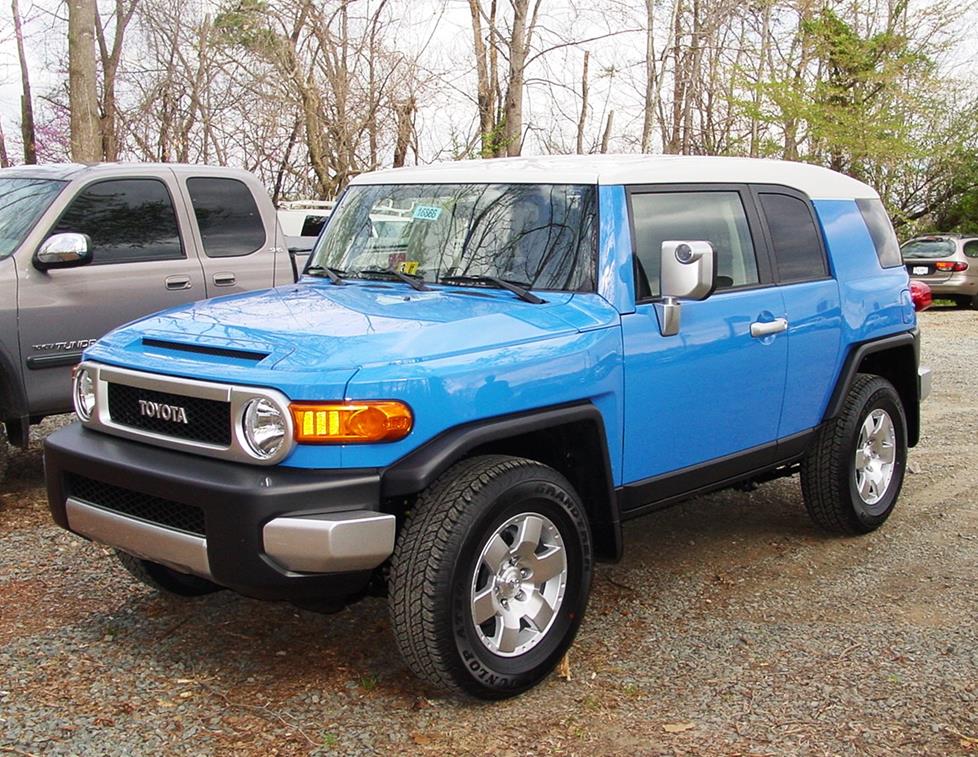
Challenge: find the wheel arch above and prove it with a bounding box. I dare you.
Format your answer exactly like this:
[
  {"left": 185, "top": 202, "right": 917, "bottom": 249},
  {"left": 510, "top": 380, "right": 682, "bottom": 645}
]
[
  {"left": 0, "top": 346, "right": 29, "bottom": 447},
  {"left": 825, "top": 332, "right": 920, "bottom": 447},
  {"left": 381, "top": 402, "right": 622, "bottom": 562}
]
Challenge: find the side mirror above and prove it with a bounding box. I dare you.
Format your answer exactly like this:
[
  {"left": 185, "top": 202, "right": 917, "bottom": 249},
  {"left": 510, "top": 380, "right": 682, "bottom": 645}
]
[
  {"left": 655, "top": 240, "right": 716, "bottom": 336},
  {"left": 34, "top": 233, "right": 93, "bottom": 271}
]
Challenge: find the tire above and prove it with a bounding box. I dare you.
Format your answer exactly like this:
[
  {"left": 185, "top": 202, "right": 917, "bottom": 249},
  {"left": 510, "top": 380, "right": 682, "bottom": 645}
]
[
  {"left": 389, "top": 455, "right": 593, "bottom": 699},
  {"left": 801, "top": 374, "right": 907, "bottom": 534},
  {"left": 115, "top": 550, "right": 222, "bottom": 597},
  {"left": 953, "top": 295, "right": 972, "bottom": 309}
]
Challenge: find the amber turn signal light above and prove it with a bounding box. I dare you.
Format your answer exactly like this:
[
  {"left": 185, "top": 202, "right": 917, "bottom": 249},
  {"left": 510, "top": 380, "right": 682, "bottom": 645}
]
[{"left": 290, "top": 401, "right": 413, "bottom": 443}]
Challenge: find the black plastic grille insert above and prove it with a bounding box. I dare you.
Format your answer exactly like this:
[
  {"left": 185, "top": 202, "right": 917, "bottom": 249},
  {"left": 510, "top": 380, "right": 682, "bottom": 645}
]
[
  {"left": 68, "top": 475, "right": 205, "bottom": 536},
  {"left": 107, "top": 382, "right": 231, "bottom": 446}
]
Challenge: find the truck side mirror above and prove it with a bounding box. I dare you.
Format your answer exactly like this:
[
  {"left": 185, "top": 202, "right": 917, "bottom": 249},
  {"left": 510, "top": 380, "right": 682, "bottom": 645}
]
[
  {"left": 655, "top": 240, "right": 717, "bottom": 337},
  {"left": 34, "top": 233, "right": 94, "bottom": 271}
]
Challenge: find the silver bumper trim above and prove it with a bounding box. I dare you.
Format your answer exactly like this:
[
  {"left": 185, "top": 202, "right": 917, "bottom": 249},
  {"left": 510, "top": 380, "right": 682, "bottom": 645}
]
[
  {"left": 263, "top": 511, "right": 396, "bottom": 573},
  {"left": 65, "top": 497, "right": 211, "bottom": 578},
  {"left": 918, "top": 365, "right": 932, "bottom": 401}
]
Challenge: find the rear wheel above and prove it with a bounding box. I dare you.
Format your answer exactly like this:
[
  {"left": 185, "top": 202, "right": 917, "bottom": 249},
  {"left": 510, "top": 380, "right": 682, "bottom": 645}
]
[
  {"left": 389, "top": 455, "right": 592, "bottom": 699},
  {"left": 801, "top": 374, "right": 907, "bottom": 534},
  {"left": 115, "top": 550, "right": 222, "bottom": 597},
  {"left": 953, "top": 295, "right": 972, "bottom": 309}
]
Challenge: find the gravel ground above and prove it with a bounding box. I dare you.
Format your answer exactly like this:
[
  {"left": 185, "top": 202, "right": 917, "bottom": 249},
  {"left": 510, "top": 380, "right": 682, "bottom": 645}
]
[{"left": 2, "top": 308, "right": 976, "bottom": 756}]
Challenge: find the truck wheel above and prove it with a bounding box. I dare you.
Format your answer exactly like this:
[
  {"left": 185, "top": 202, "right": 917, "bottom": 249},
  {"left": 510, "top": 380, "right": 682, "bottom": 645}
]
[
  {"left": 389, "top": 455, "right": 592, "bottom": 699},
  {"left": 115, "top": 550, "right": 222, "bottom": 597},
  {"left": 801, "top": 374, "right": 907, "bottom": 534}
]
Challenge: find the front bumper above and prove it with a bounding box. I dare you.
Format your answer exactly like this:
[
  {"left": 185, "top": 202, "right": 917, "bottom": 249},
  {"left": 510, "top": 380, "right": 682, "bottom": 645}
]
[{"left": 45, "top": 423, "right": 392, "bottom": 602}]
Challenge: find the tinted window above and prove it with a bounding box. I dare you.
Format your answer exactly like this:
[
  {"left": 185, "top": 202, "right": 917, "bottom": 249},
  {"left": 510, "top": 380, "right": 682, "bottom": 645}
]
[
  {"left": 855, "top": 198, "right": 901, "bottom": 268},
  {"left": 300, "top": 214, "right": 328, "bottom": 237},
  {"left": 52, "top": 179, "right": 183, "bottom": 264},
  {"left": 187, "top": 178, "right": 266, "bottom": 258},
  {"left": 758, "top": 193, "right": 827, "bottom": 282},
  {"left": 962, "top": 240, "right": 978, "bottom": 259},
  {"left": 631, "top": 191, "right": 758, "bottom": 297},
  {"left": 901, "top": 238, "right": 955, "bottom": 259}
]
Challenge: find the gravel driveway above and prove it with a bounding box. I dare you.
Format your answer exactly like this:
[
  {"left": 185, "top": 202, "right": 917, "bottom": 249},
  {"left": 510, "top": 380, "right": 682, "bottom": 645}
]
[{"left": 2, "top": 308, "right": 976, "bottom": 756}]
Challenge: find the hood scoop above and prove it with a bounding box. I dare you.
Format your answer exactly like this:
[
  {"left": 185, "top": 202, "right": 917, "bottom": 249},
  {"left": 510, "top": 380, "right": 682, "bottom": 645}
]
[{"left": 141, "top": 337, "right": 270, "bottom": 364}]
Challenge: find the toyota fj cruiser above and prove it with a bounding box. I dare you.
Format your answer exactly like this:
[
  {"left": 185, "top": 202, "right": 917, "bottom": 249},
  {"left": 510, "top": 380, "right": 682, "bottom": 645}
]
[{"left": 44, "top": 156, "right": 931, "bottom": 699}]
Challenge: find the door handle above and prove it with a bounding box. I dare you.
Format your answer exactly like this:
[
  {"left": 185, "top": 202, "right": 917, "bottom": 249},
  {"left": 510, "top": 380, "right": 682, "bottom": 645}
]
[
  {"left": 165, "top": 275, "right": 192, "bottom": 291},
  {"left": 213, "top": 272, "right": 236, "bottom": 287},
  {"left": 750, "top": 317, "right": 788, "bottom": 338}
]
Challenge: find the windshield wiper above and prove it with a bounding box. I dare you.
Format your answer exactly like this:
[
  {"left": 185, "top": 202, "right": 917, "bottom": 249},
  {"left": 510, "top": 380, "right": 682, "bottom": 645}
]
[
  {"left": 356, "top": 266, "right": 430, "bottom": 291},
  {"left": 439, "top": 275, "right": 545, "bottom": 304},
  {"left": 305, "top": 265, "right": 346, "bottom": 285}
]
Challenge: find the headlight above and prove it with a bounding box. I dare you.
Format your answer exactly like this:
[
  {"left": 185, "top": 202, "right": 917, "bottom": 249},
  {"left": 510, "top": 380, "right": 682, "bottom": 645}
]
[
  {"left": 73, "top": 367, "right": 95, "bottom": 421},
  {"left": 242, "top": 398, "right": 288, "bottom": 459}
]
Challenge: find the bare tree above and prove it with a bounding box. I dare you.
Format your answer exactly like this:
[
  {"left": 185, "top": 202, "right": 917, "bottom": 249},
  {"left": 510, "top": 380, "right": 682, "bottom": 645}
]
[
  {"left": 12, "top": 0, "right": 37, "bottom": 163},
  {"left": 68, "top": 0, "right": 102, "bottom": 161},
  {"left": 95, "top": 0, "right": 139, "bottom": 160}
]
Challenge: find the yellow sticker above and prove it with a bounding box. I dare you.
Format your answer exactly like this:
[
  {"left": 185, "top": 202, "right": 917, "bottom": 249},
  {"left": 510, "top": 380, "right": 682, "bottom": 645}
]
[{"left": 399, "top": 261, "right": 420, "bottom": 275}]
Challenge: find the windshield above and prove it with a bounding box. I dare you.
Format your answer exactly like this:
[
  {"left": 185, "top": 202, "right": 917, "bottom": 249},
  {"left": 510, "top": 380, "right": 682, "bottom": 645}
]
[
  {"left": 309, "top": 183, "right": 597, "bottom": 291},
  {"left": 0, "top": 177, "right": 67, "bottom": 260},
  {"left": 901, "top": 238, "right": 955, "bottom": 259}
]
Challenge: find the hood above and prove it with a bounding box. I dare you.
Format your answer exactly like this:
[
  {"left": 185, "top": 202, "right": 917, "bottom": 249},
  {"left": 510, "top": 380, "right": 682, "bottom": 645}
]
[{"left": 88, "top": 280, "right": 620, "bottom": 377}]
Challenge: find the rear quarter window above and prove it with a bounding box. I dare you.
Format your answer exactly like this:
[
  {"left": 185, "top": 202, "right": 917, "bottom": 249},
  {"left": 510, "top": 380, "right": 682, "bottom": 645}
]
[
  {"left": 855, "top": 198, "right": 902, "bottom": 268},
  {"left": 963, "top": 240, "right": 978, "bottom": 258}
]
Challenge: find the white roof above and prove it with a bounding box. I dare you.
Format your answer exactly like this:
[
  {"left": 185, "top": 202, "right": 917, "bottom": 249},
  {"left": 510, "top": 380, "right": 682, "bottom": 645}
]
[{"left": 350, "top": 155, "right": 878, "bottom": 200}]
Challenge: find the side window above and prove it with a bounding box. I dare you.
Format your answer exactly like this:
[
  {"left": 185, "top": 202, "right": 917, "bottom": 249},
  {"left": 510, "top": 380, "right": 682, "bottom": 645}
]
[
  {"left": 51, "top": 179, "right": 183, "bottom": 264},
  {"left": 963, "top": 240, "right": 978, "bottom": 259},
  {"left": 300, "top": 214, "right": 328, "bottom": 237},
  {"left": 758, "top": 193, "right": 827, "bottom": 282},
  {"left": 186, "top": 177, "right": 266, "bottom": 258},
  {"left": 631, "top": 190, "right": 758, "bottom": 298},
  {"left": 855, "top": 198, "right": 902, "bottom": 268}
]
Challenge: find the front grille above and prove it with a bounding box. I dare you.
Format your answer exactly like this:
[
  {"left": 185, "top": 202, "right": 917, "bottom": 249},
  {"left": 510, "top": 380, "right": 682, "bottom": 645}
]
[
  {"left": 107, "top": 382, "right": 231, "bottom": 446},
  {"left": 68, "top": 475, "right": 205, "bottom": 536}
]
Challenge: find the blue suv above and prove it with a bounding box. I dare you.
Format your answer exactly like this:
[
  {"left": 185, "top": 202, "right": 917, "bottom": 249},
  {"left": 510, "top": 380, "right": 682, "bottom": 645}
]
[{"left": 44, "top": 156, "right": 931, "bottom": 699}]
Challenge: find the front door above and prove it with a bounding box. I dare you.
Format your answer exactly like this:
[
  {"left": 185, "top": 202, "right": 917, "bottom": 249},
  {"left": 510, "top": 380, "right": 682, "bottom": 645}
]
[
  {"left": 620, "top": 185, "right": 788, "bottom": 505},
  {"left": 17, "top": 175, "right": 206, "bottom": 416}
]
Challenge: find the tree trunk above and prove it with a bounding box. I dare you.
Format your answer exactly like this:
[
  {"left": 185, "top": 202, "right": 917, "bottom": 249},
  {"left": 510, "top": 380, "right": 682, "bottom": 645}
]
[
  {"left": 501, "top": 0, "right": 532, "bottom": 157},
  {"left": 12, "top": 0, "right": 36, "bottom": 164},
  {"left": 468, "top": 0, "right": 496, "bottom": 157},
  {"left": 95, "top": 0, "right": 137, "bottom": 161},
  {"left": 68, "top": 0, "right": 102, "bottom": 162},
  {"left": 600, "top": 110, "right": 614, "bottom": 153},
  {"left": 640, "top": 0, "right": 656, "bottom": 153},
  {"left": 575, "top": 51, "right": 589, "bottom": 154},
  {"left": 0, "top": 118, "right": 10, "bottom": 168},
  {"left": 393, "top": 97, "right": 416, "bottom": 168}
]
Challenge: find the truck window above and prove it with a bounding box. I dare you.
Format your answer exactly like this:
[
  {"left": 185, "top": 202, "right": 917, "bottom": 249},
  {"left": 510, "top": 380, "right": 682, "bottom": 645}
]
[
  {"left": 51, "top": 178, "right": 183, "bottom": 264},
  {"left": 758, "top": 193, "right": 827, "bottom": 282},
  {"left": 630, "top": 190, "right": 758, "bottom": 298},
  {"left": 186, "top": 178, "right": 266, "bottom": 258}
]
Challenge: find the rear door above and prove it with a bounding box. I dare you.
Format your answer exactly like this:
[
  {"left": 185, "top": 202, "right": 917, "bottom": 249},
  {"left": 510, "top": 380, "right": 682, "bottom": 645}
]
[
  {"left": 180, "top": 175, "right": 279, "bottom": 294},
  {"left": 752, "top": 186, "right": 843, "bottom": 439},
  {"left": 17, "top": 174, "right": 206, "bottom": 416}
]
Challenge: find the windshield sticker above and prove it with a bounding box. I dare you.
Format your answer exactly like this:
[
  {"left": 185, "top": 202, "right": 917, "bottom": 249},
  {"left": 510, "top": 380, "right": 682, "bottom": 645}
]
[
  {"left": 412, "top": 205, "right": 442, "bottom": 221},
  {"left": 398, "top": 260, "right": 420, "bottom": 275}
]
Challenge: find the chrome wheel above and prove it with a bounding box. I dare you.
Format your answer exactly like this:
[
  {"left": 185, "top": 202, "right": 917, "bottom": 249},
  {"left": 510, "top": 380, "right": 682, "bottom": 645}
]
[
  {"left": 470, "top": 512, "right": 567, "bottom": 657},
  {"left": 854, "top": 408, "right": 896, "bottom": 506}
]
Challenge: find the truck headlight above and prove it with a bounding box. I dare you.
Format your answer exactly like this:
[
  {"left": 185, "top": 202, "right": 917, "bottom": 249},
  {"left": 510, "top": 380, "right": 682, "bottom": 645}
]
[
  {"left": 73, "top": 367, "right": 96, "bottom": 421},
  {"left": 242, "top": 398, "right": 288, "bottom": 459}
]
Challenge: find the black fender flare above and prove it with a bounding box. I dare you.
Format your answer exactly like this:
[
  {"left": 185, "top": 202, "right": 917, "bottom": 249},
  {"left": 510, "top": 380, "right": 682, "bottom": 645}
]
[
  {"left": 824, "top": 331, "right": 920, "bottom": 446},
  {"left": 381, "top": 402, "right": 622, "bottom": 561}
]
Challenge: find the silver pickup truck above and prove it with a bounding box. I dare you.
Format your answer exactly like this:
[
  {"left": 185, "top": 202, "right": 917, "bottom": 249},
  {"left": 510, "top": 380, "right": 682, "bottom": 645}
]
[{"left": 0, "top": 163, "right": 298, "bottom": 480}]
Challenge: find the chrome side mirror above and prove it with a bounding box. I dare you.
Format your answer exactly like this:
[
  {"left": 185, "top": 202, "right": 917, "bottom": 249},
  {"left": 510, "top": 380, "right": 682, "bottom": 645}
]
[
  {"left": 655, "top": 240, "right": 717, "bottom": 336},
  {"left": 34, "top": 233, "right": 93, "bottom": 271}
]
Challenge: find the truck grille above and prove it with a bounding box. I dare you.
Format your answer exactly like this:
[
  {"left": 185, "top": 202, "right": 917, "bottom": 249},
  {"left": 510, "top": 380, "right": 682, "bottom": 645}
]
[
  {"left": 68, "top": 475, "right": 206, "bottom": 536},
  {"left": 107, "top": 383, "right": 231, "bottom": 446}
]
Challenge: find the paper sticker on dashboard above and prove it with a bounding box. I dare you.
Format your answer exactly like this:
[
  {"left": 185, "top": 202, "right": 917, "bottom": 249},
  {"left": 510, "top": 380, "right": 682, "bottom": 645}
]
[{"left": 412, "top": 205, "right": 442, "bottom": 221}]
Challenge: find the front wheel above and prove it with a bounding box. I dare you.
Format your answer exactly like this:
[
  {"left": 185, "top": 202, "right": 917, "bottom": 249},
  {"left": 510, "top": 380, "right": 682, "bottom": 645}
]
[
  {"left": 388, "top": 455, "right": 592, "bottom": 699},
  {"left": 801, "top": 374, "right": 908, "bottom": 533}
]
